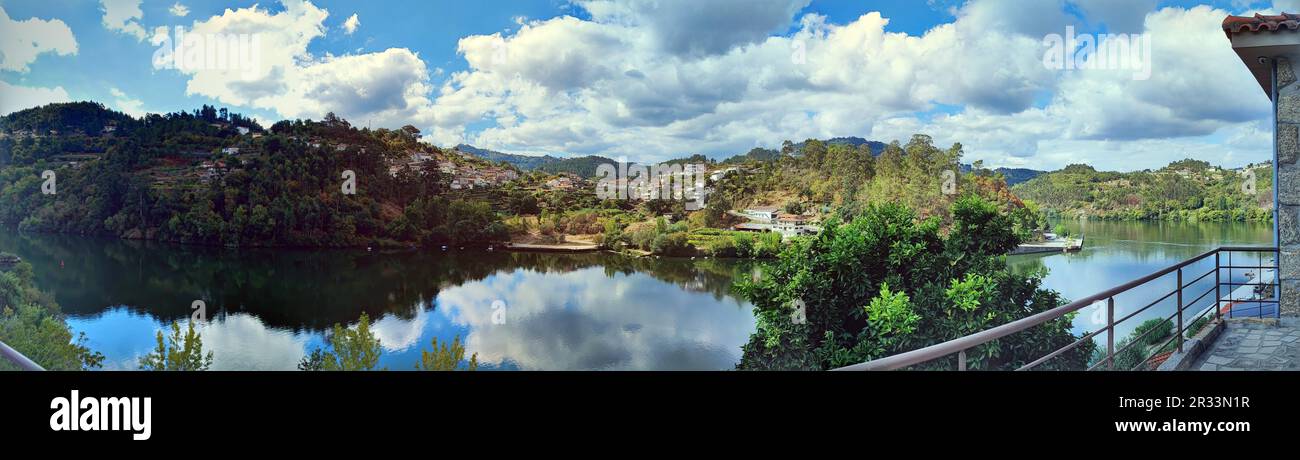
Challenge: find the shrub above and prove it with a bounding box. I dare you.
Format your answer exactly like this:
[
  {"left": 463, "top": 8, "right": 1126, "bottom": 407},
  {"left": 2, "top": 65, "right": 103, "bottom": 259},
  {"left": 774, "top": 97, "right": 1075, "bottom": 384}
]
[
  {"left": 651, "top": 232, "right": 693, "bottom": 256},
  {"left": 1132, "top": 318, "right": 1172, "bottom": 346},
  {"left": 1186, "top": 316, "right": 1210, "bottom": 338},
  {"left": 736, "top": 196, "right": 1090, "bottom": 370},
  {"left": 300, "top": 312, "right": 383, "bottom": 371},
  {"left": 732, "top": 232, "right": 755, "bottom": 258},
  {"left": 139, "top": 321, "right": 214, "bottom": 371}
]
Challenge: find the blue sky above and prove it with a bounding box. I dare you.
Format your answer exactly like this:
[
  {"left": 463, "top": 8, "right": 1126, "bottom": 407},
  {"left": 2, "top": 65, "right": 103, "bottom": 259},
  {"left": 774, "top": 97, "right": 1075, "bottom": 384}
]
[{"left": 0, "top": 0, "right": 1293, "bottom": 170}]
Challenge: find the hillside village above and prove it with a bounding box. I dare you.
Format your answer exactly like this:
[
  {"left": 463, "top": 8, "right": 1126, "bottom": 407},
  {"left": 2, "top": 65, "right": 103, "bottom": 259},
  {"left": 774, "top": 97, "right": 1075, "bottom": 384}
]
[{"left": 1, "top": 102, "right": 1271, "bottom": 257}]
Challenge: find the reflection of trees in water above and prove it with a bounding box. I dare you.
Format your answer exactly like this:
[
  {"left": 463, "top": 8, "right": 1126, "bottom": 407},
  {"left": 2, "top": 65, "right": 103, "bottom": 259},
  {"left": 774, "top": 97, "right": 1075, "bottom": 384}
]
[
  {"left": 1039, "top": 220, "right": 1273, "bottom": 264},
  {"left": 0, "top": 231, "right": 751, "bottom": 331}
]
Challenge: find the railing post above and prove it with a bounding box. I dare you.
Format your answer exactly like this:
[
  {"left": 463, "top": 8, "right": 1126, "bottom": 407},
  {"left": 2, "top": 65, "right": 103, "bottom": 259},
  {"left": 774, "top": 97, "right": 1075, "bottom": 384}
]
[
  {"left": 1106, "top": 297, "right": 1115, "bottom": 370},
  {"left": 1215, "top": 251, "right": 1222, "bottom": 323},
  {"left": 1177, "top": 267, "right": 1184, "bottom": 353},
  {"left": 958, "top": 349, "right": 966, "bottom": 371}
]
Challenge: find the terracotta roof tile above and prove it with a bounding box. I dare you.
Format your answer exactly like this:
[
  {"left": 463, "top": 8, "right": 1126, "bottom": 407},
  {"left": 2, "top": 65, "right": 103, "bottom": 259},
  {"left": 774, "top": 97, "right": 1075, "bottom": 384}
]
[{"left": 1223, "top": 13, "right": 1300, "bottom": 37}]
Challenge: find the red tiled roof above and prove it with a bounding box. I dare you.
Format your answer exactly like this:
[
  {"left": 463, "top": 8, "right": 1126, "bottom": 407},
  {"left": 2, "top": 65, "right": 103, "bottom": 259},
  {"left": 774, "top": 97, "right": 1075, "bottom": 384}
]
[{"left": 1223, "top": 13, "right": 1300, "bottom": 37}]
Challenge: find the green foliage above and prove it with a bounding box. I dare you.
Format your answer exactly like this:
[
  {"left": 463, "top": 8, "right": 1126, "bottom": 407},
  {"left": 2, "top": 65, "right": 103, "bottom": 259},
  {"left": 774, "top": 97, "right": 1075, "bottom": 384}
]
[
  {"left": 1053, "top": 223, "right": 1069, "bottom": 237},
  {"left": 138, "top": 321, "right": 214, "bottom": 371},
  {"left": 735, "top": 196, "right": 1092, "bottom": 370},
  {"left": 0, "top": 104, "right": 507, "bottom": 248},
  {"left": 1014, "top": 160, "right": 1273, "bottom": 222},
  {"left": 306, "top": 312, "right": 384, "bottom": 371},
  {"left": 1186, "top": 316, "right": 1210, "bottom": 338},
  {"left": 865, "top": 283, "right": 919, "bottom": 336},
  {"left": 417, "top": 335, "right": 479, "bottom": 371},
  {"left": 1132, "top": 318, "right": 1173, "bottom": 346},
  {"left": 0, "top": 255, "right": 102, "bottom": 371}
]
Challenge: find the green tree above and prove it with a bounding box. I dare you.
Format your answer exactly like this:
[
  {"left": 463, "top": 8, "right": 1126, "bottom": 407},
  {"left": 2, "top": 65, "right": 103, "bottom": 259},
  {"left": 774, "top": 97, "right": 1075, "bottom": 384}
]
[
  {"left": 301, "top": 312, "right": 383, "bottom": 371},
  {"left": 736, "top": 196, "right": 1092, "bottom": 370},
  {"left": 0, "top": 255, "right": 103, "bottom": 371},
  {"left": 417, "top": 335, "right": 479, "bottom": 371},
  {"left": 139, "top": 321, "right": 214, "bottom": 371}
]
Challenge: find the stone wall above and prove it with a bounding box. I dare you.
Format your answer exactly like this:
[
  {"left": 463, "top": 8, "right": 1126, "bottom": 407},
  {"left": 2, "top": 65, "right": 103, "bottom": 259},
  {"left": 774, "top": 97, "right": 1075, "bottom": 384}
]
[{"left": 1276, "top": 57, "right": 1300, "bottom": 315}]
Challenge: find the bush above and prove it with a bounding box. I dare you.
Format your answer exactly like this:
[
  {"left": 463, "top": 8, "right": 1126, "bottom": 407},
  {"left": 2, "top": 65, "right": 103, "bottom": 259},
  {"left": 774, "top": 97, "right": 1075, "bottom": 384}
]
[
  {"left": 0, "top": 257, "right": 102, "bottom": 371},
  {"left": 704, "top": 236, "right": 738, "bottom": 257},
  {"left": 1186, "top": 316, "right": 1210, "bottom": 338},
  {"left": 735, "top": 196, "right": 1090, "bottom": 370},
  {"left": 753, "top": 231, "right": 783, "bottom": 258},
  {"left": 417, "top": 335, "right": 478, "bottom": 371},
  {"left": 1132, "top": 318, "right": 1172, "bottom": 346},
  {"left": 139, "top": 321, "right": 214, "bottom": 371},
  {"left": 1053, "top": 223, "right": 1070, "bottom": 238},
  {"left": 732, "top": 233, "right": 755, "bottom": 258},
  {"left": 651, "top": 232, "right": 694, "bottom": 256},
  {"left": 300, "top": 312, "right": 383, "bottom": 371}
]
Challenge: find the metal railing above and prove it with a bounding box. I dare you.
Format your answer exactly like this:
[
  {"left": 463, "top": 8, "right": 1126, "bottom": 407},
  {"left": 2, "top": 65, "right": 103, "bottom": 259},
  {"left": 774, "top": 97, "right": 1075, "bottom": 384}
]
[
  {"left": 834, "top": 246, "right": 1279, "bottom": 371},
  {"left": 0, "top": 339, "right": 45, "bottom": 371}
]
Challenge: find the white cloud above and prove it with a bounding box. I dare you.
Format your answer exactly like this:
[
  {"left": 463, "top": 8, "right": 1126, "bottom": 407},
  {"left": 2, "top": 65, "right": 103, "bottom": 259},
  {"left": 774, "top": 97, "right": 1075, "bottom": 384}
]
[
  {"left": 1055, "top": 5, "right": 1267, "bottom": 141},
  {"left": 164, "top": 0, "right": 438, "bottom": 131},
  {"left": 434, "top": 268, "right": 754, "bottom": 370},
  {"left": 578, "top": 0, "right": 809, "bottom": 57},
  {"left": 423, "top": 2, "right": 1059, "bottom": 158},
  {"left": 415, "top": 0, "right": 1277, "bottom": 170},
  {"left": 196, "top": 313, "right": 310, "bottom": 371},
  {"left": 170, "top": 2, "right": 190, "bottom": 17},
  {"left": 0, "top": 7, "right": 78, "bottom": 72},
  {"left": 343, "top": 13, "right": 359, "bottom": 34},
  {"left": 153, "top": 0, "right": 1280, "bottom": 170},
  {"left": 110, "top": 87, "right": 147, "bottom": 117},
  {"left": 0, "top": 80, "right": 71, "bottom": 115},
  {"left": 100, "top": 0, "right": 147, "bottom": 41}
]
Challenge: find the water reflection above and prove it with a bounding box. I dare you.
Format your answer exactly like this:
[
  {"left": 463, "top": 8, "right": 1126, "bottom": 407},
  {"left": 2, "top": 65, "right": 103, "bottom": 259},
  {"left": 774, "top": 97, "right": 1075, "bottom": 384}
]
[
  {"left": 0, "top": 231, "right": 757, "bottom": 370},
  {"left": 1009, "top": 220, "right": 1273, "bottom": 343}
]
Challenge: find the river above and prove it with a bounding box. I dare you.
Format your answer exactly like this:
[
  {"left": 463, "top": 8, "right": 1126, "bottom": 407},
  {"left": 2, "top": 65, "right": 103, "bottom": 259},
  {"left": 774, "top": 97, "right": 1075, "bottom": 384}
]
[{"left": 0, "top": 220, "right": 1274, "bottom": 370}]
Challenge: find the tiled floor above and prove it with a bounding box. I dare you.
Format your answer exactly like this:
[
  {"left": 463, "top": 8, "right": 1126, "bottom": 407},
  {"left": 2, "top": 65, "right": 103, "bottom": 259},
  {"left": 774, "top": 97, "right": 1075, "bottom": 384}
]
[{"left": 1190, "top": 316, "right": 1300, "bottom": 371}]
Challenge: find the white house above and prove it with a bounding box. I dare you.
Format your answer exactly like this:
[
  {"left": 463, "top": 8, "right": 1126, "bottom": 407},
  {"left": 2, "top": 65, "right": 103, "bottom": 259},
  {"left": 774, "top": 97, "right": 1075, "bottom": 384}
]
[{"left": 743, "top": 206, "right": 780, "bottom": 223}]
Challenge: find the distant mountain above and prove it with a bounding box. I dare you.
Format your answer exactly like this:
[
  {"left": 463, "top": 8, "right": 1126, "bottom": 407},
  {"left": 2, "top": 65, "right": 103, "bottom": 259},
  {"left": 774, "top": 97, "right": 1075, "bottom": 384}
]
[
  {"left": 995, "top": 168, "right": 1046, "bottom": 186},
  {"left": 455, "top": 144, "right": 560, "bottom": 170},
  {"left": 721, "top": 137, "right": 888, "bottom": 164},
  {"left": 722, "top": 147, "right": 779, "bottom": 164},
  {"left": 788, "top": 137, "right": 888, "bottom": 157},
  {"left": 458, "top": 144, "right": 713, "bottom": 178},
  {"left": 820, "top": 137, "right": 887, "bottom": 156},
  {"left": 534, "top": 155, "right": 618, "bottom": 177}
]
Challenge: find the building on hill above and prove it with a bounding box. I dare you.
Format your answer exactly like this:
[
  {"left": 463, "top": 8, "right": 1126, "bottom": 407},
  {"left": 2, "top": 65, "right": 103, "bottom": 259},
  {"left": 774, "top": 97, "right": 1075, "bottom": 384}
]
[
  {"left": 545, "top": 175, "right": 578, "bottom": 191},
  {"left": 743, "top": 206, "right": 780, "bottom": 223}
]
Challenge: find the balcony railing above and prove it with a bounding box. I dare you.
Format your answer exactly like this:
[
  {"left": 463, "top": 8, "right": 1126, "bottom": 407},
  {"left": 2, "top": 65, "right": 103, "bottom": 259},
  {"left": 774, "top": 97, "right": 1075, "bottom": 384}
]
[
  {"left": 0, "top": 339, "right": 45, "bottom": 371},
  {"left": 834, "top": 246, "right": 1279, "bottom": 371}
]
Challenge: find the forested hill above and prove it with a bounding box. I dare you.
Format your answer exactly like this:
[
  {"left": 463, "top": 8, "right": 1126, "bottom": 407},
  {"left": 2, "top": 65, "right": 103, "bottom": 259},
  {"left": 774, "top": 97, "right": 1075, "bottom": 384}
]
[
  {"left": 454, "top": 144, "right": 560, "bottom": 170},
  {"left": 455, "top": 144, "right": 618, "bottom": 177},
  {"left": 995, "top": 168, "right": 1045, "bottom": 186},
  {"left": 0, "top": 103, "right": 507, "bottom": 247},
  {"left": 1011, "top": 160, "right": 1273, "bottom": 221},
  {"left": 458, "top": 137, "right": 891, "bottom": 176}
]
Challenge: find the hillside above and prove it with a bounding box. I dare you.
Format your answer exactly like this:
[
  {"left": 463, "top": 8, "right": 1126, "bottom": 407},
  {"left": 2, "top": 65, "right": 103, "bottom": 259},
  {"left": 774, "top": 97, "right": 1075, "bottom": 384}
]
[
  {"left": 454, "top": 144, "right": 560, "bottom": 170},
  {"left": 1011, "top": 160, "right": 1272, "bottom": 221},
  {"left": 0, "top": 103, "right": 507, "bottom": 247},
  {"left": 995, "top": 167, "right": 1046, "bottom": 186},
  {"left": 455, "top": 144, "right": 617, "bottom": 177}
]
